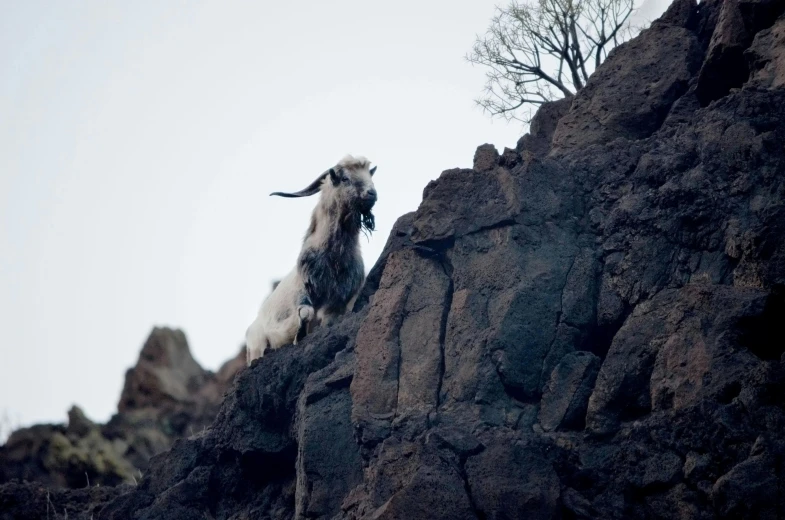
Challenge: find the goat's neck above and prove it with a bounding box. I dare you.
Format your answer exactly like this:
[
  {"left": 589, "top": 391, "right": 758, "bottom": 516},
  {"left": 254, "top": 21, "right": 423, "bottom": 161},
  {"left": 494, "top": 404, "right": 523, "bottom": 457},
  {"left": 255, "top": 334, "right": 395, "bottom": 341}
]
[{"left": 304, "top": 199, "right": 359, "bottom": 252}]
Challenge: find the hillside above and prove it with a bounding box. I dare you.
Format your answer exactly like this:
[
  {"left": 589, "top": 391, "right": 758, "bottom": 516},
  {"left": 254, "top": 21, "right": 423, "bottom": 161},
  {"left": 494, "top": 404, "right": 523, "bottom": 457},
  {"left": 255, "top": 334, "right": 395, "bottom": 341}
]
[{"left": 3, "top": 0, "right": 785, "bottom": 517}]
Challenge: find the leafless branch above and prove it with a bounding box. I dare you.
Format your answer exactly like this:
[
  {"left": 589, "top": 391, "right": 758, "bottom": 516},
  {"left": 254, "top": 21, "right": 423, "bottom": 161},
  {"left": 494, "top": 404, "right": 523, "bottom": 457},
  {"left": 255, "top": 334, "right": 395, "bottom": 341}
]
[{"left": 468, "top": 0, "right": 638, "bottom": 123}]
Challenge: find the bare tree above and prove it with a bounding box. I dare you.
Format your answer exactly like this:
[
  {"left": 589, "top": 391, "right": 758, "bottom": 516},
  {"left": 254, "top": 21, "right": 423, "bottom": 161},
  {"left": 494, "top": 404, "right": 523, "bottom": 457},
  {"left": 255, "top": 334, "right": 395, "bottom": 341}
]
[{"left": 468, "top": 0, "right": 637, "bottom": 122}]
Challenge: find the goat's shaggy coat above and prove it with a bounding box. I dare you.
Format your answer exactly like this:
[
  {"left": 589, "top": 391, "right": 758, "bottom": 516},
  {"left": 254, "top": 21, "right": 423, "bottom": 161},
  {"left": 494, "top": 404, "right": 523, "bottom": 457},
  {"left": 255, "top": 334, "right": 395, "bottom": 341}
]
[{"left": 246, "top": 155, "right": 377, "bottom": 364}]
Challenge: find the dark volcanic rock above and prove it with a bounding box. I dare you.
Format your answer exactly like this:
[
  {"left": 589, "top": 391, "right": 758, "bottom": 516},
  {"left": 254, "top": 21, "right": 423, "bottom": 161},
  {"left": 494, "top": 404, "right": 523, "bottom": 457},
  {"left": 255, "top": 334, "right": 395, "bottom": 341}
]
[
  {"left": 696, "top": 0, "right": 785, "bottom": 104},
  {"left": 8, "top": 0, "right": 785, "bottom": 517},
  {"left": 711, "top": 437, "right": 784, "bottom": 519},
  {"left": 0, "top": 480, "right": 128, "bottom": 520},
  {"left": 0, "top": 328, "right": 244, "bottom": 489},
  {"left": 0, "top": 419, "right": 135, "bottom": 489},
  {"left": 539, "top": 351, "right": 600, "bottom": 431},
  {"left": 746, "top": 11, "right": 785, "bottom": 88},
  {"left": 473, "top": 143, "right": 500, "bottom": 171},
  {"left": 118, "top": 328, "right": 209, "bottom": 414},
  {"left": 353, "top": 211, "right": 416, "bottom": 312},
  {"left": 517, "top": 96, "right": 573, "bottom": 157},
  {"left": 295, "top": 348, "right": 362, "bottom": 518},
  {"left": 465, "top": 436, "right": 561, "bottom": 520},
  {"left": 107, "top": 328, "right": 245, "bottom": 472},
  {"left": 552, "top": 10, "right": 703, "bottom": 150},
  {"left": 101, "top": 314, "right": 363, "bottom": 519}
]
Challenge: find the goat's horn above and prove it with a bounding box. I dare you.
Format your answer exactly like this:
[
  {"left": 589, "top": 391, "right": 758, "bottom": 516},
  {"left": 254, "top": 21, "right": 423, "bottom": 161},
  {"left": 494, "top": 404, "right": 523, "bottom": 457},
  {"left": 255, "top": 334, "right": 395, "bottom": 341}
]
[{"left": 270, "top": 171, "right": 328, "bottom": 198}]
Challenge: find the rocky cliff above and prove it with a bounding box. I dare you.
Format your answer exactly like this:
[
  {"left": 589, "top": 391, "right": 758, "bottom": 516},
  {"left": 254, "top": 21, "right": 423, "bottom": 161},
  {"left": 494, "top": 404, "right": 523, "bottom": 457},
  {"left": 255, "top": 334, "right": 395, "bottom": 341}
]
[{"left": 4, "top": 0, "right": 785, "bottom": 517}]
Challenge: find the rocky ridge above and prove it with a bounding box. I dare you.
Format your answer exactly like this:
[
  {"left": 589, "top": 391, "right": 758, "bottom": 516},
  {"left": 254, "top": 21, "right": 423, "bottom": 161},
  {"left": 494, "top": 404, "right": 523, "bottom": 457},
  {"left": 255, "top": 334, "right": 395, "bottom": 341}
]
[
  {"left": 0, "top": 328, "right": 243, "bottom": 490},
  {"left": 4, "top": 0, "right": 785, "bottom": 517}
]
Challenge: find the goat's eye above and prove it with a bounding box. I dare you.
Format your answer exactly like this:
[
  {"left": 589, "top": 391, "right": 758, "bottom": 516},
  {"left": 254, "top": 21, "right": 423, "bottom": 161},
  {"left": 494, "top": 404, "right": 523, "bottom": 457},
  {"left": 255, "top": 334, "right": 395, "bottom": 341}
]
[{"left": 342, "top": 176, "right": 350, "bottom": 183}]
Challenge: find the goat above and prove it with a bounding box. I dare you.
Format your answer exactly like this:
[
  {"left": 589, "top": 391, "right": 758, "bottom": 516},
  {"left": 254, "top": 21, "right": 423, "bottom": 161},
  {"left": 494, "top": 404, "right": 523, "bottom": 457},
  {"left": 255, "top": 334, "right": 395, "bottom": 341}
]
[{"left": 246, "top": 155, "right": 377, "bottom": 364}]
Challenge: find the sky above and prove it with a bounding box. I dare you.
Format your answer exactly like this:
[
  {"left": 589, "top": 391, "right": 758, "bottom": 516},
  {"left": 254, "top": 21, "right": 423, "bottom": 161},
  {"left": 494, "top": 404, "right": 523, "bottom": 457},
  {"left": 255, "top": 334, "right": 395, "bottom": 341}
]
[{"left": 0, "top": 0, "right": 668, "bottom": 430}]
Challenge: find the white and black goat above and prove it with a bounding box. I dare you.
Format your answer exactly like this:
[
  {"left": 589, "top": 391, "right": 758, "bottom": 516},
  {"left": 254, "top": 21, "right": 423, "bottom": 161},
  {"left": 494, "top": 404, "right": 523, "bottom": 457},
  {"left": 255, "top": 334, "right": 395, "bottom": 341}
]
[{"left": 246, "top": 155, "right": 377, "bottom": 364}]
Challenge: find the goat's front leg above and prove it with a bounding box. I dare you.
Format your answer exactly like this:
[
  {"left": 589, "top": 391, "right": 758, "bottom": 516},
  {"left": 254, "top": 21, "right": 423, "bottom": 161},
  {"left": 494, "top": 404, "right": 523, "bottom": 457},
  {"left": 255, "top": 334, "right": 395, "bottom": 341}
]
[
  {"left": 294, "top": 296, "right": 314, "bottom": 344},
  {"left": 245, "top": 324, "right": 267, "bottom": 366},
  {"left": 345, "top": 292, "right": 360, "bottom": 313}
]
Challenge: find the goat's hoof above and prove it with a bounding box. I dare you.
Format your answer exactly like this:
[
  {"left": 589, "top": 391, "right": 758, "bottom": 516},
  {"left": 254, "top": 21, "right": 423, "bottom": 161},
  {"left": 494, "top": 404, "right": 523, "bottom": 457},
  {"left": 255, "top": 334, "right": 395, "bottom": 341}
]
[
  {"left": 246, "top": 347, "right": 264, "bottom": 366},
  {"left": 295, "top": 305, "right": 314, "bottom": 344},
  {"left": 297, "top": 305, "right": 315, "bottom": 322}
]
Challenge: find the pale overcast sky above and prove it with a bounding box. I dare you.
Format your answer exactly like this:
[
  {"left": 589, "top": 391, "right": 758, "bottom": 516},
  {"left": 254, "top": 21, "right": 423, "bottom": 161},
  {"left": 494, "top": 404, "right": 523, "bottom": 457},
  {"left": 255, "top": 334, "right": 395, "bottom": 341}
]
[{"left": 0, "top": 0, "right": 668, "bottom": 429}]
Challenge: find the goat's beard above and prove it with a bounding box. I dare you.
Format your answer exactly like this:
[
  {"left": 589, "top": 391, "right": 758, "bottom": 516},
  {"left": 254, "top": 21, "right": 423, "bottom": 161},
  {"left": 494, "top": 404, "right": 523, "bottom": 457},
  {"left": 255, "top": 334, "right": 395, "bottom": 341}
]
[{"left": 354, "top": 207, "right": 375, "bottom": 238}]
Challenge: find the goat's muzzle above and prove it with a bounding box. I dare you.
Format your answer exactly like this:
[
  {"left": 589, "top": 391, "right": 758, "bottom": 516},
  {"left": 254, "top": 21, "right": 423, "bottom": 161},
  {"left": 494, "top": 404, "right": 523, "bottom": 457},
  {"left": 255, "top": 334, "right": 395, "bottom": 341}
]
[{"left": 359, "top": 189, "right": 377, "bottom": 211}]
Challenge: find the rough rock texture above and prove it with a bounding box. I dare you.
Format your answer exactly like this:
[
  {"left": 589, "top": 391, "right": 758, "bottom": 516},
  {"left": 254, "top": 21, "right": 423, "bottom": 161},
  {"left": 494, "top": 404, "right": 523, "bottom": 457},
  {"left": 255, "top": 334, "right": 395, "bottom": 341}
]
[
  {"left": 539, "top": 351, "right": 600, "bottom": 432},
  {"left": 8, "top": 0, "right": 785, "bottom": 517},
  {"left": 0, "top": 328, "right": 244, "bottom": 489},
  {"left": 695, "top": 0, "right": 785, "bottom": 104},
  {"left": 101, "top": 317, "right": 363, "bottom": 520},
  {"left": 99, "top": 1, "right": 785, "bottom": 518},
  {"left": 746, "top": 10, "right": 785, "bottom": 87},
  {"left": 0, "top": 480, "right": 128, "bottom": 520}
]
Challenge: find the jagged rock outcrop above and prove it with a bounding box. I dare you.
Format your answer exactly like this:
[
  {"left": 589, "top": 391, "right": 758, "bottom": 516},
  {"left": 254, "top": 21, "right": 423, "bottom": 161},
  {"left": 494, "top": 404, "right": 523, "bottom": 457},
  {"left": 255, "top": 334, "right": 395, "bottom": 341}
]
[
  {"left": 0, "top": 328, "right": 244, "bottom": 491},
  {"left": 7, "top": 0, "right": 785, "bottom": 517},
  {"left": 101, "top": 1, "right": 785, "bottom": 518},
  {"left": 108, "top": 328, "right": 245, "bottom": 472}
]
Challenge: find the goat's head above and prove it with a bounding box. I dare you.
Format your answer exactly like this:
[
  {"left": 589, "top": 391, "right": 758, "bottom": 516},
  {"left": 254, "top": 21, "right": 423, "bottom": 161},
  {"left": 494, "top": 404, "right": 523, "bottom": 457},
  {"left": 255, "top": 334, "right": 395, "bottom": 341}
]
[{"left": 271, "top": 155, "right": 377, "bottom": 233}]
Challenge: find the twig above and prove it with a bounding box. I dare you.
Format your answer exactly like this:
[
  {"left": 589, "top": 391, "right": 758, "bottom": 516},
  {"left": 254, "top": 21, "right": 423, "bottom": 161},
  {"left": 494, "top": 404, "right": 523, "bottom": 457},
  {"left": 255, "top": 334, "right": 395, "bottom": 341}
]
[{"left": 46, "top": 489, "right": 59, "bottom": 519}]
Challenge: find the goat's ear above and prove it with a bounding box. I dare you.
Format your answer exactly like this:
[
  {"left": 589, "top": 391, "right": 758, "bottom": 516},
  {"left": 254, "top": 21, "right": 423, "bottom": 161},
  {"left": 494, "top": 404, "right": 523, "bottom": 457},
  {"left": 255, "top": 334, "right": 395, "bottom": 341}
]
[
  {"left": 328, "top": 168, "right": 340, "bottom": 186},
  {"left": 369, "top": 166, "right": 377, "bottom": 176},
  {"left": 270, "top": 172, "right": 327, "bottom": 198}
]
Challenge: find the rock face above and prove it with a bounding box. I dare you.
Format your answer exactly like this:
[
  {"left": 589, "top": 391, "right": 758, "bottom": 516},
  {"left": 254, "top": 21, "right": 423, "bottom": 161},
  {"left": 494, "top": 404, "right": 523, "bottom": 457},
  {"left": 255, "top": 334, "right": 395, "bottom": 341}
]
[
  {"left": 539, "top": 351, "right": 600, "bottom": 432},
  {"left": 97, "top": 1, "right": 785, "bottom": 518},
  {"left": 8, "top": 0, "right": 785, "bottom": 517},
  {"left": 747, "top": 10, "right": 785, "bottom": 88},
  {"left": 0, "top": 328, "right": 244, "bottom": 491}
]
